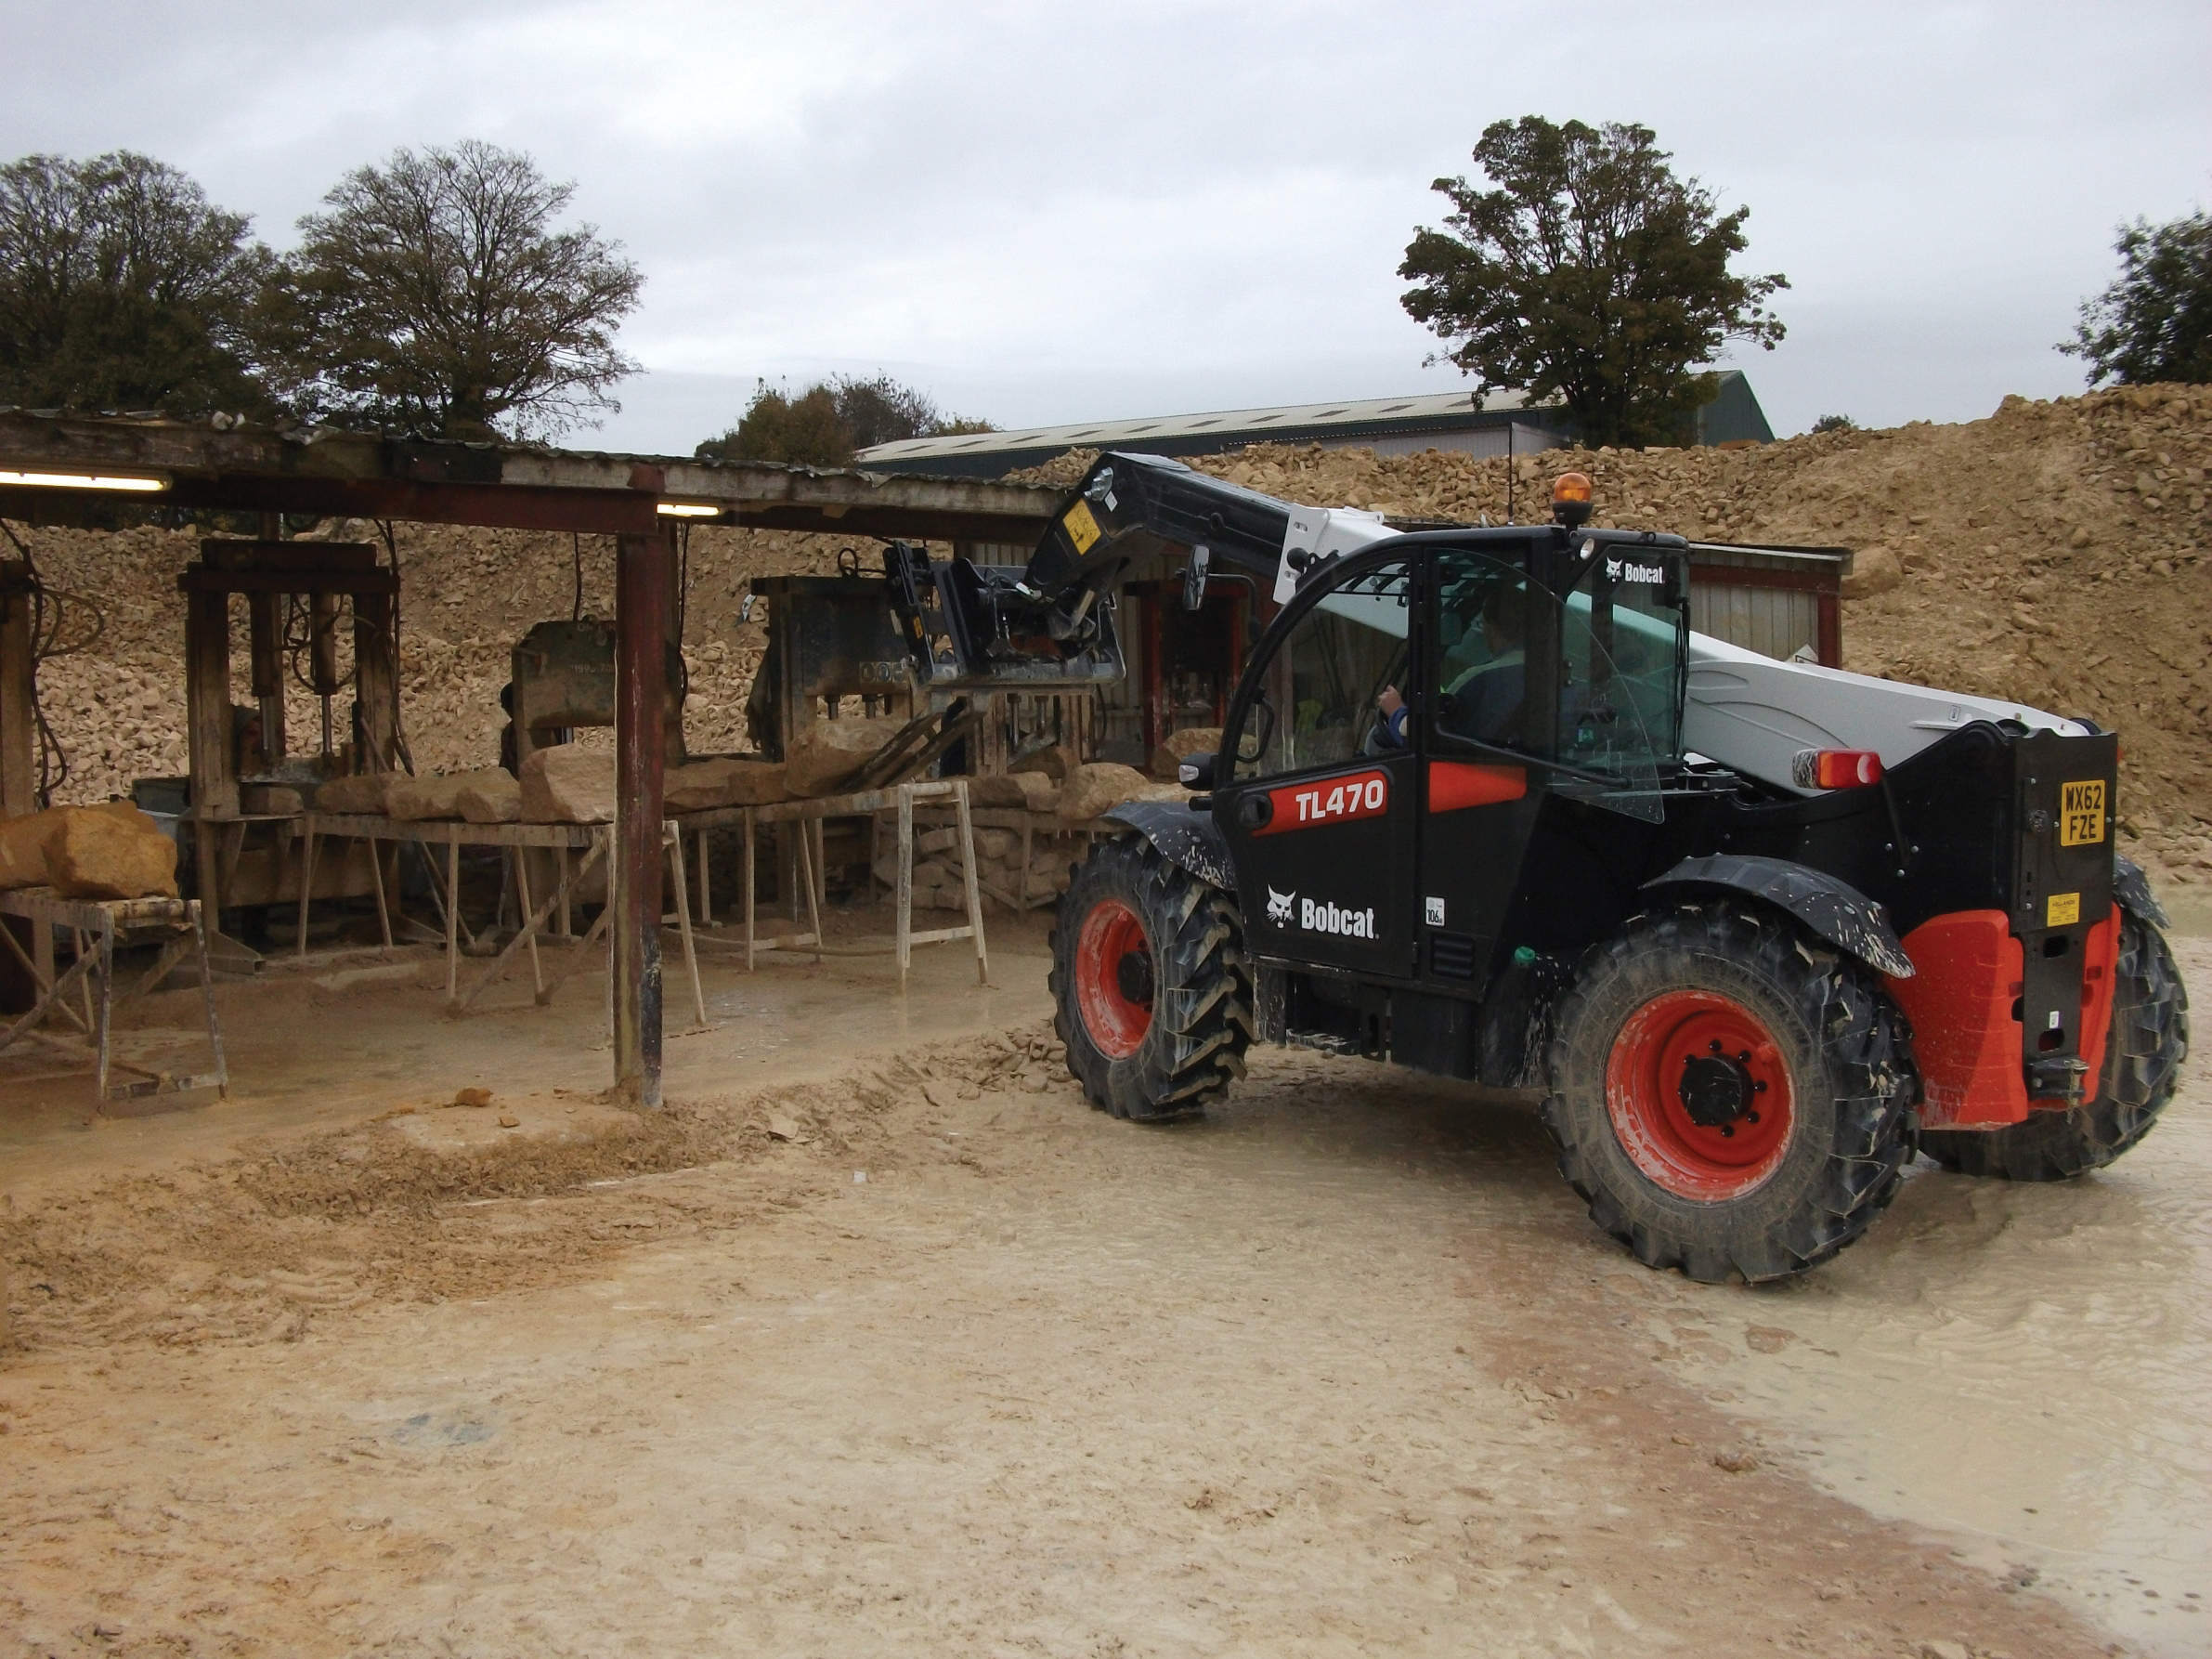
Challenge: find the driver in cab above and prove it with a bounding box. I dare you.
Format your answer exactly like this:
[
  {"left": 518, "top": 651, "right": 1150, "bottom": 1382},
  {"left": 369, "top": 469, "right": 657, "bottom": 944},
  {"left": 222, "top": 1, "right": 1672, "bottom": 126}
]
[{"left": 1374, "top": 581, "right": 1526, "bottom": 750}]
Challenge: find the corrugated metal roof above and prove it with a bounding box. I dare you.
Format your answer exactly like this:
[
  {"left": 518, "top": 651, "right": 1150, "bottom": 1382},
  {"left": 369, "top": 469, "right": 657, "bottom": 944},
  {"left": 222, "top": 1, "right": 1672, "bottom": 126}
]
[{"left": 855, "top": 387, "right": 1553, "bottom": 467}]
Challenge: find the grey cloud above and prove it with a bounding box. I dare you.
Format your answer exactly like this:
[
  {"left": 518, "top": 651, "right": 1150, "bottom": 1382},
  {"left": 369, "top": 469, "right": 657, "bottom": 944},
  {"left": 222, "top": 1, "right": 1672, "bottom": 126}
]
[{"left": 6, "top": 0, "right": 2208, "bottom": 451}]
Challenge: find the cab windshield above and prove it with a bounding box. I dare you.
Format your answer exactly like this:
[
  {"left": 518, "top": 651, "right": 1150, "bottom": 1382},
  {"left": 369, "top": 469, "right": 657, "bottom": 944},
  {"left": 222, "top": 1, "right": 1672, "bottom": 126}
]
[
  {"left": 1430, "top": 543, "right": 1683, "bottom": 821},
  {"left": 1566, "top": 552, "right": 1685, "bottom": 765}
]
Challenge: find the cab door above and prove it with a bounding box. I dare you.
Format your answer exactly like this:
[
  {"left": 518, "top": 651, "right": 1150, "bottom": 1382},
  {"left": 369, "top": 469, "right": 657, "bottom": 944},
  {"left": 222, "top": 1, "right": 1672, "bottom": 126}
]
[
  {"left": 1416, "top": 545, "right": 1546, "bottom": 986},
  {"left": 1215, "top": 555, "right": 1419, "bottom": 979},
  {"left": 1417, "top": 543, "right": 1677, "bottom": 989}
]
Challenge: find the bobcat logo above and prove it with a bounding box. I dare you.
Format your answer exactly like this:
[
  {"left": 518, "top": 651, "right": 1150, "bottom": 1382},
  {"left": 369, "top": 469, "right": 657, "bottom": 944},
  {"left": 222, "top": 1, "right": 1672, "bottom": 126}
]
[{"left": 1266, "top": 886, "right": 1295, "bottom": 926}]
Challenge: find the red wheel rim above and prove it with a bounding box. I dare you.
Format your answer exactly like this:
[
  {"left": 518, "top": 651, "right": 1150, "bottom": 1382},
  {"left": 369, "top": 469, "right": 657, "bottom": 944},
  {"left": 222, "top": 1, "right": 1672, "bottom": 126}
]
[
  {"left": 1074, "top": 898, "right": 1153, "bottom": 1059},
  {"left": 1605, "top": 989, "right": 1796, "bottom": 1201}
]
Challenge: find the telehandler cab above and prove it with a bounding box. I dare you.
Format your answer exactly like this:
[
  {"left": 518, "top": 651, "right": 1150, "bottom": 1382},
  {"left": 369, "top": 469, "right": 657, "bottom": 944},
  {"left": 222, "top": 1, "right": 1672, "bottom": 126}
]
[{"left": 882, "top": 452, "right": 2186, "bottom": 1282}]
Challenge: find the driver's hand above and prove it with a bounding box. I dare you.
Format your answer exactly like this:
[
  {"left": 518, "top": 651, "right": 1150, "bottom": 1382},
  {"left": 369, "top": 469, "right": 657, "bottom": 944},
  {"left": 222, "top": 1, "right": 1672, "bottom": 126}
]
[{"left": 1379, "top": 685, "right": 1404, "bottom": 717}]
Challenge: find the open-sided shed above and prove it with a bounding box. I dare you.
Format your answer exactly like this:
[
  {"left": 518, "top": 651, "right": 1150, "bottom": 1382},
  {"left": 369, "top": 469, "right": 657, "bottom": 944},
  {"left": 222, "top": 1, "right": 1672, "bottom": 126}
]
[{"left": 0, "top": 411, "right": 1059, "bottom": 1104}]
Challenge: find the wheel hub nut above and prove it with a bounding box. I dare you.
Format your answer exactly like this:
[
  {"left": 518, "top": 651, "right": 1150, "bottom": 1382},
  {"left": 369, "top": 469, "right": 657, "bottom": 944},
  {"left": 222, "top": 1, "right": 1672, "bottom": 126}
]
[
  {"left": 1678, "top": 1053, "right": 1751, "bottom": 1128},
  {"left": 1116, "top": 947, "right": 1154, "bottom": 1006}
]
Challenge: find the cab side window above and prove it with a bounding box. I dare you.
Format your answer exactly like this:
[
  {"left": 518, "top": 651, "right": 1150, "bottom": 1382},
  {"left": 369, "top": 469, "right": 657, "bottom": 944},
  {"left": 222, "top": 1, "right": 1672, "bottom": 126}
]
[
  {"left": 1431, "top": 551, "right": 1538, "bottom": 752},
  {"left": 1234, "top": 560, "right": 1412, "bottom": 782},
  {"left": 1427, "top": 545, "right": 1677, "bottom": 822}
]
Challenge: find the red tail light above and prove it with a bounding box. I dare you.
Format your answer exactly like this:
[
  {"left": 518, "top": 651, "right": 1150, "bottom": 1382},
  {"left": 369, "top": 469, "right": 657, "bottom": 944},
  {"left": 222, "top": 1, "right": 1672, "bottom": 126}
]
[{"left": 1792, "top": 749, "right": 1884, "bottom": 790}]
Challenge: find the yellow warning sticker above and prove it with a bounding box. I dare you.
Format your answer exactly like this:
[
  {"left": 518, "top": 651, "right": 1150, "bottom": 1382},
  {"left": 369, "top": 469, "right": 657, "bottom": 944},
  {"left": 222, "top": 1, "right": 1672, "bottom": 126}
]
[
  {"left": 1062, "top": 499, "right": 1101, "bottom": 555},
  {"left": 2060, "top": 778, "right": 2106, "bottom": 846},
  {"left": 2048, "top": 891, "right": 2081, "bottom": 927}
]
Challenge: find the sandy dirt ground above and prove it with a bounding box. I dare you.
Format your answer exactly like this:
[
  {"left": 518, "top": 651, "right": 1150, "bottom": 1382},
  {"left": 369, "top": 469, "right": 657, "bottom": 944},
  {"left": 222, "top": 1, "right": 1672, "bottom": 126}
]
[{"left": 1, "top": 915, "right": 2205, "bottom": 1657}]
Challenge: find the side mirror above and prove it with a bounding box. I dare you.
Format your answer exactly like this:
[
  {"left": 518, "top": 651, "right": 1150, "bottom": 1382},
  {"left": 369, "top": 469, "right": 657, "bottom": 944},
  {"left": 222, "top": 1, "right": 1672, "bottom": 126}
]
[
  {"left": 1178, "top": 752, "right": 1217, "bottom": 790},
  {"left": 1183, "top": 544, "right": 1210, "bottom": 611}
]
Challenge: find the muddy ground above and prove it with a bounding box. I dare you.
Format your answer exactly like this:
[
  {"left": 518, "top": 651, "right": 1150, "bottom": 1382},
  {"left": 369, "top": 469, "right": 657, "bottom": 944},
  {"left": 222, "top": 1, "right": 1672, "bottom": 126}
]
[{"left": 1, "top": 914, "right": 2206, "bottom": 1657}]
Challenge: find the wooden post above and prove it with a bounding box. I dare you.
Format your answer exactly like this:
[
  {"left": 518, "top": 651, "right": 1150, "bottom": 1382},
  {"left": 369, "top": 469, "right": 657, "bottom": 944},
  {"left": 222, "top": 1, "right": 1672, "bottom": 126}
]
[
  {"left": 185, "top": 587, "right": 237, "bottom": 919},
  {"left": 953, "top": 780, "right": 988, "bottom": 986},
  {"left": 354, "top": 589, "right": 398, "bottom": 772},
  {"left": 247, "top": 592, "right": 286, "bottom": 762},
  {"left": 896, "top": 787, "right": 914, "bottom": 992},
  {"left": 797, "top": 815, "right": 824, "bottom": 966},
  {"left": 613, "top": 528, "right": 670, "bottom": 1105},
  {"left": 369, "top": 836, "right": 393, "bottom": 947},
  {"left": 308, "top": 592, "right": 341, "bottom": 756},
  {"left": 295, "top": 825, "right": 318, "bottom": 957},
  {"left": 0, "top": 563, "right": 34, "bottom": 816},
  {"left": 515, "top": 851, "right": 544, "bottom": 1001},
  {"left": 445, "top": 835, "right": 460, "bottom": 1007},
  {"left": 743, "top": 807, "right": 757, "bottom": 972},
  {"left": 92, "top": 917, "right": 113, "bottom": 1103},
  {"left": 667, "top": 827, "right": 709, "bottom": 1028}
]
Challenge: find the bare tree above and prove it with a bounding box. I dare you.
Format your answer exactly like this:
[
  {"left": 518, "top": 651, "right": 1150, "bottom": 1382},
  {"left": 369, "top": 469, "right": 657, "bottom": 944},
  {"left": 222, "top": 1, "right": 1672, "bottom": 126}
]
[{"left": 260, "top": 141, "right": 642, "bottom": 440}]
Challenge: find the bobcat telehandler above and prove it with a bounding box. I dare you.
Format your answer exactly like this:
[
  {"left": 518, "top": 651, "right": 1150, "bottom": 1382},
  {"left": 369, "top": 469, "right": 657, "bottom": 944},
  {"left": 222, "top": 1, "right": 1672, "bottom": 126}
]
[{"left": 881, "top": 451, "right": 2187, "bottom": 1282}]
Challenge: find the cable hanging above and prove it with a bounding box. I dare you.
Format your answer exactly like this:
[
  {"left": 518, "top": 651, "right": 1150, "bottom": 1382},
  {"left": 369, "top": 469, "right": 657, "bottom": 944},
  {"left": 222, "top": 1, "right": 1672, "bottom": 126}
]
[
  {"left": 2, "top": 516, "right": 108, "bottom": 808},
  {"left": 376, "top": 520, "right": 414, "bottom": 776}
]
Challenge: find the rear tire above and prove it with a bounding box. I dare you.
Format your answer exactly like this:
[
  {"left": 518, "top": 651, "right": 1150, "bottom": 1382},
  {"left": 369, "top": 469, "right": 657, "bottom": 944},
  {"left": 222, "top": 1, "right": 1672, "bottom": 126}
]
[
  {"left": 1920, "top": 907, "right": 2188, "bottom": 1181},
  {"left": 1543, "top": 902, "right": 1915, "bottom": 1284},
  {"left": 1050, "top": 835, "right": 1254, "bottom": 1122}
]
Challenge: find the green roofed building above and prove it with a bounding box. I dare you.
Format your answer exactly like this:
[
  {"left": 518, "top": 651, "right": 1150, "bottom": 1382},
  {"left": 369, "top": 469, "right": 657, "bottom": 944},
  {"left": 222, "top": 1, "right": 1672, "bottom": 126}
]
[{"left": 854, "top": 371, "right": 1774, "bottom": 479}]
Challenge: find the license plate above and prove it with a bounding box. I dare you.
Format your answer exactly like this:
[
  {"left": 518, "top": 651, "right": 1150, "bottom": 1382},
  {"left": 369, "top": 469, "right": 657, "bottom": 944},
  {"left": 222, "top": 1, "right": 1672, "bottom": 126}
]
[{"left": 2060, "top": 779, "right": 2106, "bottom": 846}]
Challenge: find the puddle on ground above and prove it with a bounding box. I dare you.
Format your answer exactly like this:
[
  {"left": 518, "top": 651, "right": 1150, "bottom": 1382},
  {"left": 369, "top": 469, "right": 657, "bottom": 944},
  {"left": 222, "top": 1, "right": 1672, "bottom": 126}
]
[
  {"left": 388, "top": 1411, "right": 496, "bottom": 1449},
  {"left": 1647, "top": 1021, "right": 2212, "bottom": 1655}
]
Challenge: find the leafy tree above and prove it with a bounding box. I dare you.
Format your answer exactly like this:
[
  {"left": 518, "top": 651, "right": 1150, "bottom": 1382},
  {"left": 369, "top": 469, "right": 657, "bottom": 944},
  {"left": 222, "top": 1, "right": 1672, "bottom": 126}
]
[
  {"left": 696, "top": 373, "right": 994, "bottom": 466},
  {"left": 1810, "top": 413, "right": 1858, "bottom": 434},
  {"left": 2062, "top": 210, "right": 2212, "bottom": 386},
  {"left": 833, "top": 372, "right": 943, "bottom": 451},
  {"left": 702, "top": 381, "right": 852, "bottom": 465},
  {"left": 258, "top": 140, "right": 642, "bottom": 440},
  {"left": 0, "top": 150, "right": 274, "bottom": 415},
  {"left": 1400, "top": 117, "right": 1787, "bottom": 449}
]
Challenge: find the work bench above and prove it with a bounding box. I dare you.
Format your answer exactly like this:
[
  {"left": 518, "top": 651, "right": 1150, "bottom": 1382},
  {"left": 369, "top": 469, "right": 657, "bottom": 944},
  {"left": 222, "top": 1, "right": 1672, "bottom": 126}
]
[
  {"left": 670, "top": 778, "right": 987, "bottom": 991},
  {"left": 0, "top": 888, "right": 228, "bottom": 1106},
  {"left": 295, "top": 813, "right": 709, "bottom": 1026}
]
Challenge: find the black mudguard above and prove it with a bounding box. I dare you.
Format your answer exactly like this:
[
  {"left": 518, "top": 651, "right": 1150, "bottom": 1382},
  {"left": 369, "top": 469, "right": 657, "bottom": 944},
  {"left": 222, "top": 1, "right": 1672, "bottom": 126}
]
[
  {"left": 1099, "top": 799, "right": 1234, "bottom": 890},
  {"left": 2114, "top": 855, "right": 2169, "bottom": 928},
  {"left": 1642, "top": 855, "right": 1915, "bottom": 979}
]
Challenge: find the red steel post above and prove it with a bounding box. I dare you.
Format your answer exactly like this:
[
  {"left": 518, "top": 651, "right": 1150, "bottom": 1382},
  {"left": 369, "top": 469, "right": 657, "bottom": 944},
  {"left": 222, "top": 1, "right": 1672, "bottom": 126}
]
[{"left": 613, "top": 526, "right": 671, "bottom": 1104}]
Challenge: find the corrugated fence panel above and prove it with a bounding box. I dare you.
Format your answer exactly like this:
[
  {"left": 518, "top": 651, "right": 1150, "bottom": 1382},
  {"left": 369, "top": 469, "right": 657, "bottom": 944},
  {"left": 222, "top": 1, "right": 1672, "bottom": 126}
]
[{"left": 1691, "top": 581, "right": 1819, "bottom": 662}]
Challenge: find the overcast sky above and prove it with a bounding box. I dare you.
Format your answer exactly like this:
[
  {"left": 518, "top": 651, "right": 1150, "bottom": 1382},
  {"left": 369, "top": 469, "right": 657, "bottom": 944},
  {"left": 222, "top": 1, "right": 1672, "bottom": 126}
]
[{"left": 7, "top": 1, "right": 2209, "bottom": 453}]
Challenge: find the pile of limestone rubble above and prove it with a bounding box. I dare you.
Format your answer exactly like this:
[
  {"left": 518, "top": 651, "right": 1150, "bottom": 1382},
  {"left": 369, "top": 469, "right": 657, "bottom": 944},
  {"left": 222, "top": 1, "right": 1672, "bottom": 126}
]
[
  {"left": 1016, "top": 383, "right": 2212, "bottom": 884},
  {"left": 10, "top": 382, "right": 2211, "bottom": 887}
]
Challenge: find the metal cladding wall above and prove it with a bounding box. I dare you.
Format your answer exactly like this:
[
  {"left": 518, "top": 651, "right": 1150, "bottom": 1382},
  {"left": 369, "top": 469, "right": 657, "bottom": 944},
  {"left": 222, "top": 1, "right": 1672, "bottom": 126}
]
[
  {"left": 1363, "top": 421, "right": 1564, "bottom": 461},
  {"left": 1690, "top": 581, "right": 1821, "bottom": 662},
  {"left": 1693, "top": 372, "right": 1778, "bottom": 446},
  {"left": 1686, "top": 545, "right": 1847, "bottom": 666}
]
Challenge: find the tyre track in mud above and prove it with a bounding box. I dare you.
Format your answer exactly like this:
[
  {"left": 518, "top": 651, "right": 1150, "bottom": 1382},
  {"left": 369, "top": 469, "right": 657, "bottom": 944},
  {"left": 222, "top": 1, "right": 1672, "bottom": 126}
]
[
  {"left": 0, "top": 1026, "right": 1063, "bottom": 1359},
  {"left": 0, "top": 1024, "right": 2128, "bottom": 1656}
]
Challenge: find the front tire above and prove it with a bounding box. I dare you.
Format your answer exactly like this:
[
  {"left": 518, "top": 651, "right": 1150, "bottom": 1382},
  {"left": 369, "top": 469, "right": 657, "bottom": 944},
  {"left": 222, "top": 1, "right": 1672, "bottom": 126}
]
[
  {"left": 1543, "top": 902, "right": 1915, "bottom": 1283},
  {"left": 1049, "top": 835, "right": 1254, "bottom": 1121},
  {"left": 1920, "top": 907, "right": 2188, "bottom": 1181}
]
